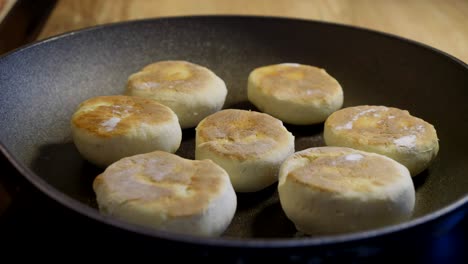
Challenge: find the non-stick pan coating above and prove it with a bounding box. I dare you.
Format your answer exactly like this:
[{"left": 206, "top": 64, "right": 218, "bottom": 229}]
[{"left": 0, "top": 16, "right": 467, "bottom": 248}]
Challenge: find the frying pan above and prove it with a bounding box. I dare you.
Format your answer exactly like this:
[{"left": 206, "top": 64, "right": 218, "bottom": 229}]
[{"left": 1, "top": 15, "right": 467, "bottom": 258}]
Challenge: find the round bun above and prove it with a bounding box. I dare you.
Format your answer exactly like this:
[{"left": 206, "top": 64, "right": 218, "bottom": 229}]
[
  {"left": 126, "top": 60, "right": 227, "bottom": 128},
  {"left": 324, "top": 105, "right": 439, "bottom": 176},
  {"left": 93, "top": 151, "right": 237, "bottom": 237},
  {"left": 278, "top": 147, "right": 415, "bottom": 235},
  {"left": 247, "top": 63, "right": 343, "bottom": 125},
  {"left": 71, "top": 95, "right": 182, "bottom": 167},
  {"left": 195, "top": 109, "right": 295, "bottom": 192}
]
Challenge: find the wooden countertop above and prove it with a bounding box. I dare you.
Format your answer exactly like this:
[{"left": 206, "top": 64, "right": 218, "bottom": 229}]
[{"left": 38, "top": 0, "right": 468, "bottom": 63}]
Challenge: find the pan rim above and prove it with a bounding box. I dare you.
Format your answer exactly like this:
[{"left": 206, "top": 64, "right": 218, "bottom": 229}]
[{"left": 1, "top": 14, "right": 467, "bottom": 248}]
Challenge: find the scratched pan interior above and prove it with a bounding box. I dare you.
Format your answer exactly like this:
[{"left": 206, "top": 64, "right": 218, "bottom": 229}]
[{"left": 1, "top": 16, "right": 468, "bottom": 246}]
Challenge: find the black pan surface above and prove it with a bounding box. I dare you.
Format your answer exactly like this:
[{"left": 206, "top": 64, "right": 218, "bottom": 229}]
[{"left": 0, "top": 16, "right": 467, "bottom": 251}]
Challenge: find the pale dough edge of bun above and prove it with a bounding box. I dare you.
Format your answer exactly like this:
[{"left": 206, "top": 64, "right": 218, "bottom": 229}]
[
  {"left": 323, "top": 119, "right": 440, "bottom": 176},
  {"left": 93, "top": 154, "right": 237, "bottom": 237},
  {"left": 247, "top": 66, "right": 344, "bottom": 125},
  {"left": 194, "top": 109, "right": 296, "bottom": 192},
  {"left": 126, "top": 63, "right": 228, "bottom": 129},
  {"left": 72, "top": 119, "right": 182, "bottom": 168},
  {"left": 97, "top": 172, "right": 237, "bottom": 237},
  {"left": 195, "top": 140, "right": 295, "bottom": 192},
  {"left": 278, "top": 148, "right": 415, "bottom": 235}
]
